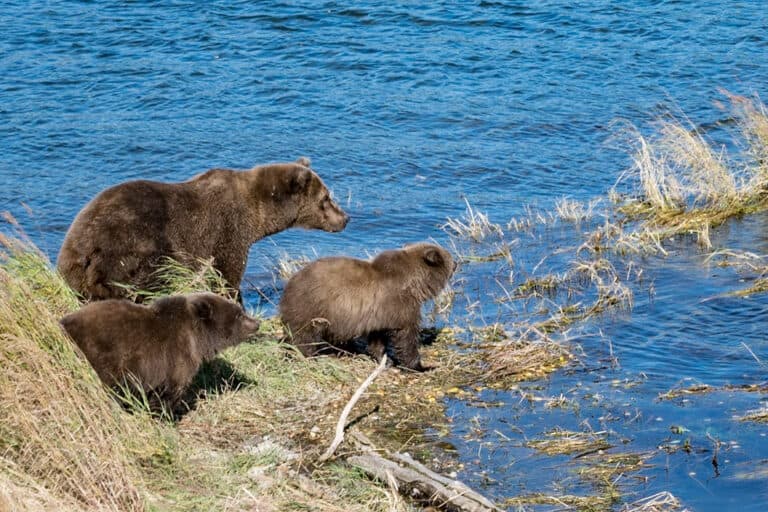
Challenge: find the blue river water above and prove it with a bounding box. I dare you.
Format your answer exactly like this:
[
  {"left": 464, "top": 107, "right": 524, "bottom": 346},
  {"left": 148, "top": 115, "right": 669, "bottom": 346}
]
[{"left": 2, "top": 2, "right": 768, "bottom": 510}]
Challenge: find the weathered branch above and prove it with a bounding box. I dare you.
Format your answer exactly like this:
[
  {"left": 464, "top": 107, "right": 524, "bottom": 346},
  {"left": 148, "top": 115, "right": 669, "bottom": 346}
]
[
  {"left": 318, "top": 355, "right": 388, "bottom": 463},
  {"left": 347, "top": 430, "right": 502, "bottom": 512}
]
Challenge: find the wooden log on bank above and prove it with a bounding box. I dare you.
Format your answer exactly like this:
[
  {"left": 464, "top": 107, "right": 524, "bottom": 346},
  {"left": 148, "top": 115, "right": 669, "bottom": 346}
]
[{"left": 346, "top": 430, "right": 502, "bottom": 512}]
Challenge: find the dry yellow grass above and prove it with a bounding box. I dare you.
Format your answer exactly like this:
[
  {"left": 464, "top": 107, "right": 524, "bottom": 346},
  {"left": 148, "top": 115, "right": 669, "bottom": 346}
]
[
  {"left": 0, "top": 231, "right": 426, "bottom": 511},
  {"left": 443, "top": 198, "right": 503, "bottom": 242},
  {"left": 612, "top": 94, "right": 768, "bottom": 248},
  {"left": 0, "top": 458, "right": 88, "bottom": 512},
  {"left": 526, "top": 429, "right": 611, "bottom": 456},
  {"left": 737, "top": 407, "right": 768, "bottom": 423},
  {"left": 0, "top": 236, "right": 162, "bottom": 511},
  {"left": 621, "top": 491, "right": 685, "bottom": 512}
]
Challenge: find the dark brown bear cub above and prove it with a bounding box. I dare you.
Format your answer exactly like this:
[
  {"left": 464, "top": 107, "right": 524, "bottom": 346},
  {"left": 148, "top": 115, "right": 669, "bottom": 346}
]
[
  {"left": 60, "top": 292, "right": 260, "bottom": 411},
  {"left": 279, "top": 243, "right": 454, "bottom": 371},
  {"left": 57, "top": 157, "right": 348, "bottom": 301}
]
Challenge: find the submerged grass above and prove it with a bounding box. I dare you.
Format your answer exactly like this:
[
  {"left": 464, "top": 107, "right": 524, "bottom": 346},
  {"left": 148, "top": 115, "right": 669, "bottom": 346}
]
[
  {"left": 504, "top": 492, "right": 614, "bottom": 511},
  {"left": 738, "top": 407, "right": 768, "bottom": 423},
  {"left": 705, "top": 249, "right": 768, "bottom": 297},
  {"left": 526, "top": 429, "right": 612, "bottom": 457}
]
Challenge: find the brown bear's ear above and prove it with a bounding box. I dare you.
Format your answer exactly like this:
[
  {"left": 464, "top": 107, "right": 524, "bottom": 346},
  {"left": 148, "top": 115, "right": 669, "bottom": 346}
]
[
  {"left": 190, "top": 295, "right": 214, "bottom": 321},
  {"left": 423, "top": 248, "right": 444, "bottom": 267},
  {"left": 289, "top": 168, "right": 312, "bottom": 193},
  {"left": 295, "top": 156, "right": 311, "bottom": 167}
]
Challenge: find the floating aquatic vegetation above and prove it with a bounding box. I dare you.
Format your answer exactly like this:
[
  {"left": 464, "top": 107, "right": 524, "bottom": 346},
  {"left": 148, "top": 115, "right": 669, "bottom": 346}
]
[
  {"left": 621, "top": 491, "right": 687, "bottom": 512},
  {"left": 737, "top": 407, "right": 768, "bottom": 423},
  {"left": 526, "top": 429, "right": 612, "bottom": 457},
  {"left": 705, "top": 249, "right": 768, "bottom": 297}
]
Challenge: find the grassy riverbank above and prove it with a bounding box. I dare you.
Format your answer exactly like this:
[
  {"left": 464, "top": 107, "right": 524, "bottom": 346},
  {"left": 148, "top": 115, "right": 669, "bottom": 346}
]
[{"left": 0, "top": 230, "right": 573, "bottom": 511}]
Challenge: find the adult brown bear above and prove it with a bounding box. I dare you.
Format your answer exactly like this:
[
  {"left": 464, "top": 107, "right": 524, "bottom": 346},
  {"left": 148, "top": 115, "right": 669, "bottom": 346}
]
[
  {"left": 279, "top": 243, "right": 454, "bottom": 371},
  {"left": 57, "top": 157, "right": 348, "bottom": 301}
]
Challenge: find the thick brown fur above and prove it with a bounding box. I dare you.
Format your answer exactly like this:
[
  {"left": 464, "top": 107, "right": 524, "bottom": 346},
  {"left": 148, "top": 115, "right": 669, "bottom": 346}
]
[
  {"left": 57, "top": 157, "right": 348, "bottom": 301},
  {"left": 60, "top": 292, "right": 260, "bottom": 410},
  {"left": 279, "top": 243, "right": 454, "bottom": 371}
]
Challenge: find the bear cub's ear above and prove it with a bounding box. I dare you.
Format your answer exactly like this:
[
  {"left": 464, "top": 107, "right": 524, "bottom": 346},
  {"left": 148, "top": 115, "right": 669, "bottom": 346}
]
[
  {"left": 423, "top": 248, "right": 444, "bottom": 267},
  {"left": 190, "top": 295, "right": 214, "bottom": 321},
  {"left": 295, "top": 156, "right": 311, "bottom": 167}
]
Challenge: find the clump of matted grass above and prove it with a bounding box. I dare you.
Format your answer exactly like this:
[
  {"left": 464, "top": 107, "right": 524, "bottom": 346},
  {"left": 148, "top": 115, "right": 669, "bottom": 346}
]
[
  {"left": 506, "top": 444, "right": 653, "bottom": 511},
  {"left": 611, "top": 93, "right": 768, "bottom": 247},
  {"left": 621, "top": 491, "right": 686, "bottom": 512},
  {"left": 526, "top": 429, "right": 612, "bottom": 457},
  {"left": 0, "top": 234, "right": 169, "bottom": 511},
  {"left": 505, "top": 492, "right": 614, "bottom": 510},
  {"left": 475, "top": 325, "right": 572, "bottom": 384},
  {"left": 737, "top": 407, "right": 768, "bottom": 423},
  {"left": 577, "top": 451, "right": 651, "bottom": 487},
  {"left": 658, "top": 383, "right": 714, "bottom": 400}
]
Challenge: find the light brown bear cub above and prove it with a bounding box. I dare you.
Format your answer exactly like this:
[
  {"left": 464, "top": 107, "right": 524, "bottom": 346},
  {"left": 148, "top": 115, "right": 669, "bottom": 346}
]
[
  {"left": 60, "top": 292, "right": 260, "bottom": 410},
  {"left": 57, "top": 157, "right": 348, "bottom": 301},
  {"left": 279, "top": 243, "right": 454, "bottom": 371}
]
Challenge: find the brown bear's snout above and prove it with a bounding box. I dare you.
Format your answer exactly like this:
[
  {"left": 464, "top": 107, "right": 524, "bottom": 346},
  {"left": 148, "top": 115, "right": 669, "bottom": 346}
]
[
  {"left": 326, "top": 206, "right": 349, "bottom": 232},
  {"left": 241, "top": 314, "right": 261, "bottom": 337},
  {"left": 338, "top": 211, "right": 350, "bottom": 230}
]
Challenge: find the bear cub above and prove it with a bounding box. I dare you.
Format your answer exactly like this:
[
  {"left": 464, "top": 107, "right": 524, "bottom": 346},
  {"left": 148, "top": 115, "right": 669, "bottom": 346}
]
[
  {"left": 279, "top": 243, "right": 454, "bottom": 371},
  {"left": 60, "top": 292, "right": 260, "bottom": 411},
  {"left": 57, "top": 157, "right": 348, "bottom": 301}
]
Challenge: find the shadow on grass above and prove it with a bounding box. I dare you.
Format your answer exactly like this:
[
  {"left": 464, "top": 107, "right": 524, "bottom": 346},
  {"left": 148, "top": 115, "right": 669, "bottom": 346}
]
[{"left": 174, "top": 357, "right": 257, "bottom": 418}]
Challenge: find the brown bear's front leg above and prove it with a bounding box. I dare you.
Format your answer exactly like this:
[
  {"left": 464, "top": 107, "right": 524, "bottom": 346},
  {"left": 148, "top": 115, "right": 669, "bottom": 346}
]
[
  {"left": 289, "top": 318, "right": 331, "bottom": 357},
  {"left": 366, "top": 330, "right": 388, "bottom": 362},
  {"left": 390, "top": 326, "right": 429, "bottom": 372}
]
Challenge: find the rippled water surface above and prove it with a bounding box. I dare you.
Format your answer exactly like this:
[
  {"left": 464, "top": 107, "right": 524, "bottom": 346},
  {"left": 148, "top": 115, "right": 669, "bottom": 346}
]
[{"left": 2, "top": 1, "right": 768, "bottom": 510}]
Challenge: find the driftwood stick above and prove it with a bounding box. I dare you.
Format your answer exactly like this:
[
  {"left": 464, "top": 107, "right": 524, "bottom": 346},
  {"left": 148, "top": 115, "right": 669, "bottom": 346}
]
[
  {"left": 318, "top": 355, "right": 388, "bottom": 463},
  {"left": 347, "top": 430, "right": 502, "bottom": 512}
]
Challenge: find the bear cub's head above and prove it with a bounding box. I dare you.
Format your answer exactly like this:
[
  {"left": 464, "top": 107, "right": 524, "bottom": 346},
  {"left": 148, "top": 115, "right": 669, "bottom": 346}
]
[
  {"left": 373, "top": 242, "right": 456, "bottom": 302},
  {"left": 403, "top": 242, "right": 455, "bottom": 297},
  {"left": 186, "top": 292, "right": 261, "bottom": 352}
]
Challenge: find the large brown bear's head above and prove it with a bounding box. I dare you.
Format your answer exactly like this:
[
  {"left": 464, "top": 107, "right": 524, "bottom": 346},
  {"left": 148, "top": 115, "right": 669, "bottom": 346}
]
[{"left": 254, "top": 157, "right": 349, "bottom": 233}]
